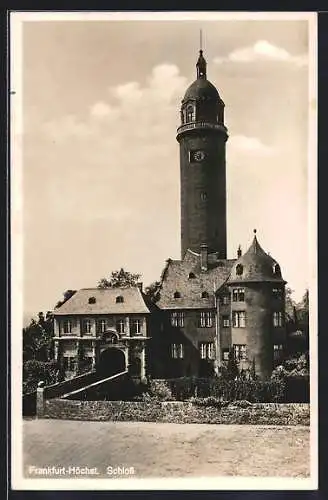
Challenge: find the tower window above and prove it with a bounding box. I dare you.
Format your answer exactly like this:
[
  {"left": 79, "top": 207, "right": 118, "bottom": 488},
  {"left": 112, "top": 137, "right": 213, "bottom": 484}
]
[
  {"left": 173, "top": 291, "right": 181, "bottom": 299},
  {"left": 116, "top": 295, "right": 124, "bottom": 303},
  {"left": 88, "top": 296, "right": 96, "bottom": 304},
  {"left": 200, "top": 192, "right": 208, "bottom": 201},
  {"left": 201, "top": 291, "right": 209, "bottom": 299},
  {"left": 62, "top": 320, "right": 72, "bottom": 334},
  {"left": 131, "top": 319, "right": 141, "bottom": 335},
  {"left": 272, "top": 288, "right": 283, "bottom": 300},
  {"left": 221, "top": 295, "right": 229, "bottom": 305},
  {"left": 274, "top": 344, "right": 284, "bottom": 361},
  {"left": 171, "top": 343, "right": 184, "bottom": 359},
  {"left": 233, "top": 344, "right": 247, "bottom": 361},
  {"left": 232, "top": 311, "right": 246, "bottom": 328},
  {"left": 186, "top": 105, "right": 194, "bottom": 123},
  {"left": 222, "top": 315, "right": 230, "bottom": 327},
  {"left": 273, "top": 312, "right": 283, "bottom": 327},
  {"left": 232, "top": 288, "right": 245, "bottom": 302}
]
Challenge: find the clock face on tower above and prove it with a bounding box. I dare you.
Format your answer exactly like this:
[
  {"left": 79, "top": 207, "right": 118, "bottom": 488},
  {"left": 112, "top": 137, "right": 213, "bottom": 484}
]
[{"left": 190, "top": 150, "right": 206, "bottom": 162}]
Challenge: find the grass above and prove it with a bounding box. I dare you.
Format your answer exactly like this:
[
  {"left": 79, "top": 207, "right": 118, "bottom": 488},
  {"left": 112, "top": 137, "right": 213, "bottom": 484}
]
[{"left": 23, "top": 419, "right": 310, "bottom": 478}]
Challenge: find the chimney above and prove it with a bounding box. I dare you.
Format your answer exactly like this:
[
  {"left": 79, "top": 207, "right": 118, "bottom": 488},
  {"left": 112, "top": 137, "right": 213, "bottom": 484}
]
[
  {"left": 136, "top": 282, "right": 143, "bottom": 292},
  {"left": 200, "top": 244, "right": 208, "bottom": 272},
  {"left": 237, "top": 245, "right": 242, "bottom": 258}
]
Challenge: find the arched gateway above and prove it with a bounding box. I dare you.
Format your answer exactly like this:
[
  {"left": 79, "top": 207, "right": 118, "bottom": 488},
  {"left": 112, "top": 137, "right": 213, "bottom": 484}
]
[{"left": 96, "top": 347, "right": 126, "bottom": 378}]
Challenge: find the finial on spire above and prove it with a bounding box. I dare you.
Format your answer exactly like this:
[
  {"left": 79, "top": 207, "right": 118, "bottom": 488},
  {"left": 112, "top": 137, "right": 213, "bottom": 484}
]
[
  {"left": 237, "top": 245, "right": 242, "bottom": 258},
  {"left": 253, "top": 228, "right": 257, "bottom": 234},
  {"left": 196, "top": 33, "right": 207, "bottom": 80}
]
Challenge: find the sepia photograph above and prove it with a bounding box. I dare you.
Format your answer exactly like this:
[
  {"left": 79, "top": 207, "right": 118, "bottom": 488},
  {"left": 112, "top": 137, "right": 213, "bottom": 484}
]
[{"left": 10, "top": 11, "right": 317, "bottom": 490}]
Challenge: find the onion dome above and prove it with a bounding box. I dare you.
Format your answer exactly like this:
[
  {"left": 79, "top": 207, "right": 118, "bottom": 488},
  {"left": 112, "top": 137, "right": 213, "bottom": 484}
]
[{"left": 228, "top": 230, "right": 286, "bottom": 284}]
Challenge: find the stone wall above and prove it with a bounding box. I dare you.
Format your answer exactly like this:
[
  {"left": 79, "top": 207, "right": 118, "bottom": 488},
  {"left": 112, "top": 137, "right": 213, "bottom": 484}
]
[{"left": 41, "top": 399, "right": 309, "bottom": 425}]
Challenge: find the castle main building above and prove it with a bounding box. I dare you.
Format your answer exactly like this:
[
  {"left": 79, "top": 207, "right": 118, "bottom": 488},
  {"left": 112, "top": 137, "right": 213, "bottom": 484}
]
[{"left": 151, "top": 49, "right": 287, "bottom": 380}]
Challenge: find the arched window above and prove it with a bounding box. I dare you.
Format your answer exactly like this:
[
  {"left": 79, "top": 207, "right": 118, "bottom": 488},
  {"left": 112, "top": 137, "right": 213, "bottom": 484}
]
[
  {"left": 236, "top": 264, "right": 243, "bottom": 276},
  {"left": 173, "top": 291, "right": 181, "bottom": 299},
  {"left": 188, "top": 272, "right": 196, "bottom": 279},
  {"left": 186, "top": 105, "right": 194, "bottom": 123},
  {"left": 201, "top": 291, "right": 209, "bottom": 299},
  {"left": 116, "top": 295, "right": 124, "bottom": 303}
]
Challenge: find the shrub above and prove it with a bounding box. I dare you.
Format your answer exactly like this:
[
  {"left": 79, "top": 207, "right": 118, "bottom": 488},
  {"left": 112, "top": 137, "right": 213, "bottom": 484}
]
[{"left": 23, "top": 359, "right": 58, "bottom": 394}]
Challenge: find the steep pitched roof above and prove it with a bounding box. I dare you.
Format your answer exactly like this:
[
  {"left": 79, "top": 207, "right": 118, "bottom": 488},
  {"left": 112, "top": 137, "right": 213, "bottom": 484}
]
[
  {"left": 157, "top": 250, "right": 235, "bottom": 310},
  {"left": 54, "top": 287, "right": 150, "bottom": 316},
  {"left": 228, "top": 232, "right": 286, "bottom": 284}
]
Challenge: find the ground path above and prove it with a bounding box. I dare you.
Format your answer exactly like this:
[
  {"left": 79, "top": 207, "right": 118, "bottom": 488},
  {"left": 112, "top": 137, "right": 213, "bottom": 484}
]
[{"left": 23, "top": 419, "right": 310, "bottom": 479}]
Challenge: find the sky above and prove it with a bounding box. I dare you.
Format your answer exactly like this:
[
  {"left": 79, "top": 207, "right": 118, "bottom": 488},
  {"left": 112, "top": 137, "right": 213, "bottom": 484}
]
[{"left": 16, "top": 13, "right": 315, "bottom": 316}]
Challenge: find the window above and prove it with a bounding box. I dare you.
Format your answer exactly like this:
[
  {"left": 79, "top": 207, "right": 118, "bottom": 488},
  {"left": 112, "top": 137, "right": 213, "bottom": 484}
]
[
  {"left": 273, "top": 312, "right": 283, "bottom": 327},
  {"left": 233, "top": 344, "right": 247, "bottom": 361},
  {"left": 186, "top": 105, "right": 194, "bottom": 123},
  {"left": 82, "top": 319, "right": 92, "bottom": 334},
  {"left": 88, "top": 296, "right": 96, "bottom": 304},
  {"left": 232, "top": 311, "right": 246, "bottom": 328},
  {"left": 236, "top": 264, "right": 243, "bottom": 276},
  {"left": 222, "top": 315, "right": 230, "bottom": 328},
  {"left": 62, "top": 320, "right": 72, "bottom": 334},
  {"left": 116, "top": 318, "right": 125, "bottom": 334},
  {"left": 200, "top": 192, "right": 208, "bottom": 201},
  {"left": 232, "top": 288, "right": 245, "bottom": 302},
  {"left": 221, "top": 295, "right": 229, "bottom": 305},
  {"left": 188, "top": 272, "right": 196, "bottom": 279},
  {"left": 272, "top": 288, "right": 283, "bottom": 300},
  {"left": 199, "top": 342, "right": 214, "bottom": 360},
  {"left": 96, "top": 319, "right": 106, "bottom": 334},
  {"left": 273, "top": 263, "right": 281, "bottom": 276},
  {"left": 131, "top": 319, "right": 141, "bottom": 335},
  {"left": 171, "top": 343, "right": 184, "bottom": 359},
  {"left": 116, "top": 295, "right": 124, "bottom": 303},
  {"left": 173, "top": 291, "right": 181, "bottom": 299},
  {"left": 171, "top": 311, "right": 184, "bottom": 327},
  {"left": 63, "top": 356, "right": 77, "bottom": 371},
  {"left": 201, "top": 291, "right": 209, "bottom": 299},
  {"left": 274, "top": 344, "right": 284, "bottom": 361},
  {"left": 222, "top": 349, "right": 230, "bottom": 361},
  {"left": 200, "top": 311, "right": 213, "bottom": 327}
]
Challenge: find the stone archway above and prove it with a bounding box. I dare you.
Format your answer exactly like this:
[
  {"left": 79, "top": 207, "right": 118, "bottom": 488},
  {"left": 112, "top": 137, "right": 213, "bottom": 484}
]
[{"left": 96, "top": 347, "right": 126, "bottom": 378}]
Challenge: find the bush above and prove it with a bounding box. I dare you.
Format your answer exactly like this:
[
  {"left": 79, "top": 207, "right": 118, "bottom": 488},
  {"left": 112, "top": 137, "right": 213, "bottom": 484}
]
[{"left": 23, "top": 359, "right": 58, "bottom": 394}]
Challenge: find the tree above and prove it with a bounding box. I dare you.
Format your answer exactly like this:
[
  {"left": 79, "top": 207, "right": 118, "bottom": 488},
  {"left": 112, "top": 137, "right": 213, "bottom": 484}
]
[
  {"left": 23, "top": 311, "right": 54, "bottom": 362},
  {"left": 144, "top": 281, "right": 161, "bottom": 303},
  {"left": 285, "top": 287, "right": 296, "bottom": 318},
  {"left": 55, "top": 289, "right": 77, "bottom": 309},
  {"left": 97, "top": 268, "right": 141, "bottom": 288}
]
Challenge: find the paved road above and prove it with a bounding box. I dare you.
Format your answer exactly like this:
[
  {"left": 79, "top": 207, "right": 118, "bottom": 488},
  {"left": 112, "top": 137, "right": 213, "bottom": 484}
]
[{"left": 23, "top": 419, "right": 310, "bottom": 479}]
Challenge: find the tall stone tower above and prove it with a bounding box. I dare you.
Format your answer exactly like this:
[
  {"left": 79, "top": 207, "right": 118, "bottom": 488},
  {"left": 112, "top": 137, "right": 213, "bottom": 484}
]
[{"left": 176, "top": 49, "right": 228, "bottom": 259}]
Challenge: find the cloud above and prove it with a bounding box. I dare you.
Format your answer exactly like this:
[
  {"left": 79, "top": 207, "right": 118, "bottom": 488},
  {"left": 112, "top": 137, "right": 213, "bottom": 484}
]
[
  {"left": 214, "top": 40, "right": 307, "bottom": 67},
  {"left": 228, "top": 135, "right": 275, "bottom": 156}
]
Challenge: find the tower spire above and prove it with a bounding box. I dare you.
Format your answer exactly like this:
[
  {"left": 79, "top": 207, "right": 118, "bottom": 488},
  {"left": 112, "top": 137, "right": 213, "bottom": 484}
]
[{"left": 196, "top": 30, "right": 206, "bottom": 79}]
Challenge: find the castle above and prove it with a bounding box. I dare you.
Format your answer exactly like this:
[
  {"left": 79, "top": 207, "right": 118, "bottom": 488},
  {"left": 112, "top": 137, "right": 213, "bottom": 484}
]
[{"left": 53, "top": 48, "right": 287, "bottom": 381}]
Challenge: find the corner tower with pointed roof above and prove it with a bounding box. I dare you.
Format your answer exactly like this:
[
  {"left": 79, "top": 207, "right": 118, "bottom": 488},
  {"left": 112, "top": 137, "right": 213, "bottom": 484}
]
[
  {"left": 225, "top": 230, "right": 287, "bottom": 379},
  {"left": 177, "top": 49, "right": 228, "bottom": 259}
]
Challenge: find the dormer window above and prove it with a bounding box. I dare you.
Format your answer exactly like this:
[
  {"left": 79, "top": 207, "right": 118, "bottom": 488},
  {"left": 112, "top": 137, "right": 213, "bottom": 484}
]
[
  {"left": 201, "top": 291, "right": 209, "bottom": 299},
  {"left": 88, "top": 296, "right": 96, "bottom": 304},
  {"left": 188, "top": 272, "right": 196, "bottom": 279},
  {"left": 273, "top": 263, "right": 281, "bottom": 276},
  {"left": 236, "top": 264, "right": 243, "bottom": 276},
  {"left": 116, "top": 295, "right": 124, "bottom": 303},
  {"left": 173, "top": 291, "right": 181, "bottom": 299}
]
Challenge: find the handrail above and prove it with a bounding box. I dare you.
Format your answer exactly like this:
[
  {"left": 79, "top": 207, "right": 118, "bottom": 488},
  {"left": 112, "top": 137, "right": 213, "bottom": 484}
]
[{"left": 61, "top": 370, "right": 128, "bottom": 399}]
